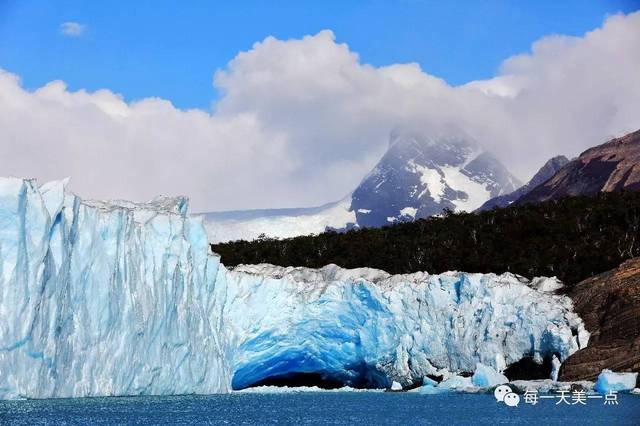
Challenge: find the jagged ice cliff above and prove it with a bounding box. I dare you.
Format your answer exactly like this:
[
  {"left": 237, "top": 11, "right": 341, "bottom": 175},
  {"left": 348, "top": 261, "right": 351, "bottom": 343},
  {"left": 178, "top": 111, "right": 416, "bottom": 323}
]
[{"left": 0, "top": 178, "right": 588, "bottom": 399}]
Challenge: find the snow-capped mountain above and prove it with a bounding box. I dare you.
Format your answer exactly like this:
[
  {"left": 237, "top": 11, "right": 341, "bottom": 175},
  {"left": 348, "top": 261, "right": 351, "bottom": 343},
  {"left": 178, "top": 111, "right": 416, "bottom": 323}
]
[
  {"left": 203, "top": 130, "right": 521, "bottom": 243},
  {"left": 351, "top": 130, "right": 521, "bottom": 227},
  {"left": 476, "top": 155, "right": 569, "bottom": 212},
  {"left": 0, "top": 177, "right": 587, "bottom": 398}
]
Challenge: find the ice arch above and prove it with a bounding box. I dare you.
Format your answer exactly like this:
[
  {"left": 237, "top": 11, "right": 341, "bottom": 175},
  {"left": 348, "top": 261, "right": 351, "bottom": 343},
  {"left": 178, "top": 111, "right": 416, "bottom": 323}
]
[{"left": 227, "top": 281, "right": 396, "bottom": 390}]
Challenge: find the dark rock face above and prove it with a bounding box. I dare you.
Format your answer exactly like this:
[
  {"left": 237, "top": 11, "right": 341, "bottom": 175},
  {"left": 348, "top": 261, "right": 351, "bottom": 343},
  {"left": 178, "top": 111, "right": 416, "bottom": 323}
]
[
  {"left": 477, "top": 155, "right": 569, "bottom": 211},
  {"left": 558, "top": 257, "right": 640, "bottom": 384},
  {"left": 518, "top": 129, "right": 640, "bottom": 204},
  {"left": 351, "top": 131, "right": 521, "bottom": 227}
]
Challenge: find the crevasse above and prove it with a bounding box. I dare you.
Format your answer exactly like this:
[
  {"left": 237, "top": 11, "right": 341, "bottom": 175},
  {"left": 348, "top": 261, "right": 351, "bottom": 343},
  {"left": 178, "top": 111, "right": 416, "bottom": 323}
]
[{"left": 0, "top": 178, "right": 588, "bottom": 399}]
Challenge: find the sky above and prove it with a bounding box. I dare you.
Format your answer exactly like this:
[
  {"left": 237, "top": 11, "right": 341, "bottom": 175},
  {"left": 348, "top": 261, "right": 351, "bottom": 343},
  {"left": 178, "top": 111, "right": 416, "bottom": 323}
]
[
  {"left": 2, "top": 0, "right": 638, "bottom": 109},
  {"left": 0, "top": 1, "right": 639, "bottom": 212}
]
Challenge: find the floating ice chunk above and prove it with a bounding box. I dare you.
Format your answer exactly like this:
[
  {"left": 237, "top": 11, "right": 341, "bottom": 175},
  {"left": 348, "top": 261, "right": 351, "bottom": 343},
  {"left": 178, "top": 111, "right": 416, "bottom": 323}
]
[
  {"left": 471, "top": 363, "right": 508, "bottom": 388},
  {"left": 417, "top": 377, "right": 448, "bottom": 394},
  {"left": 594, "top": 370, "right": 638, "bottom": 394},
  {"left": 390, "top": 381, "right": 402, "bottom": 391},
  {"left": 438, "top": 374, "right": 476, "bottom": 391}
]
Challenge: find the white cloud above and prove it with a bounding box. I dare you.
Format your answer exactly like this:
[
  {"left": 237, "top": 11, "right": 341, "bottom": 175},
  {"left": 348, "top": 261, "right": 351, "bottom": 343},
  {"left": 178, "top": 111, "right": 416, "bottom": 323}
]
[
  {"left": 60, "top": 21, "right": 86, "bottom": 37},
  {"left": 1, "top": 12, "right": 639, "bottom": 212}
]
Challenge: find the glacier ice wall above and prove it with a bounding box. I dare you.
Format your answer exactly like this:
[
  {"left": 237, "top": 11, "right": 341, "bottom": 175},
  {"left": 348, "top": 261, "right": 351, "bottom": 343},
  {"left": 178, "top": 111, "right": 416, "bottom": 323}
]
[
  {"left": 0, "top": 178, "right": 230, "bottom": 399},
  {"left": 225, "top": 265, "right": 588, "bottom": 390},
  {"left": 0, "top": 178, "right": 588, "bottom": 399}
]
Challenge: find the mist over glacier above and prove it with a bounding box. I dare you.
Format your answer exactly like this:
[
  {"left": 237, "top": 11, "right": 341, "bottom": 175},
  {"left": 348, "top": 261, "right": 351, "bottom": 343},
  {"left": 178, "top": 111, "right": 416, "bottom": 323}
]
[{"left": 0, "top": 178, "right": 588, "bottom": 399}]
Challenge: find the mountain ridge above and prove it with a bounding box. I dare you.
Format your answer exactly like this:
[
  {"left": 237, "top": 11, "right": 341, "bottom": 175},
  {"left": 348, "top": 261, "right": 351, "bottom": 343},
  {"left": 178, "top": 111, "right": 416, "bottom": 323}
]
[
  {"left": 477, "top": 155, "right": 569, "bottom": 211},
  {"left": 518, "top": 129, "right": 640, "bottom": 204}
]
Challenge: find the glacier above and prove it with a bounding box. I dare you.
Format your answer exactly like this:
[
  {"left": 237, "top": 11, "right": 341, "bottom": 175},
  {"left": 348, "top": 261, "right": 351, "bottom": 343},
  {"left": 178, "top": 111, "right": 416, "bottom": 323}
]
[{"left": 0, "top": 177, "right": 588, "bottom": 399}]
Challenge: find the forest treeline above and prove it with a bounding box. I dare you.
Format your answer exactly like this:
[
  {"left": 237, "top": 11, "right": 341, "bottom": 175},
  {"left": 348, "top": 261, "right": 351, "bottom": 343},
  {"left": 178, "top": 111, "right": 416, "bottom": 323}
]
[{"left": 211, "top": 191, "right": 640, "bottom": 288}]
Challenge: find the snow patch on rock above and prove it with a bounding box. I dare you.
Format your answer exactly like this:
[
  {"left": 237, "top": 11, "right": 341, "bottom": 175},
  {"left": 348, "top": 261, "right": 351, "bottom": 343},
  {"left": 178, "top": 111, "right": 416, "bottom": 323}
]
[
  {"left": 440, "top": 166, "right": 491, "bottom": 212},
  {"left": 399, "top": 207, "right": 418, "bottom": 218}
]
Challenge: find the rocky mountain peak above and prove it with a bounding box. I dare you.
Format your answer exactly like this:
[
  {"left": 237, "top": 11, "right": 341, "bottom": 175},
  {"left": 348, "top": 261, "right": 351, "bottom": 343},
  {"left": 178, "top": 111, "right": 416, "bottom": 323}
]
[
  {"left": 351, "top": 131, "right": 521, "bottom": 227},
  {"left": 528, "top": 155, "right": 571, "bottom": 188}
]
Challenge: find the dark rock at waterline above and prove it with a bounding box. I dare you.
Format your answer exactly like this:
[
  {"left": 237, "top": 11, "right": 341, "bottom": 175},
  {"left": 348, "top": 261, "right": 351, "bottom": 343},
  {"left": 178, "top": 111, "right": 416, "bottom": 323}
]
[{"left": 559, "top": 257, "right": 640, "bottom": 385}]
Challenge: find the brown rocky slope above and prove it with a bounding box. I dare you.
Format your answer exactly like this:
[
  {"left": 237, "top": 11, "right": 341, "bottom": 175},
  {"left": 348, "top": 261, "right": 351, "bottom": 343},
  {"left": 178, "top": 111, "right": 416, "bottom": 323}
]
[
  {"left": 519, "top": 129, "right": 640, "bottom": 204},
  {"left": 558, "top": 257, "right": 640, "bottom": 386}
]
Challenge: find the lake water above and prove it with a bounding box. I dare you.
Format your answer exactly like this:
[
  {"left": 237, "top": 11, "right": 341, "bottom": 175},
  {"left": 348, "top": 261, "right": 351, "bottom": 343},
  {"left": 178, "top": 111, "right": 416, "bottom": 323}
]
[{"left": 1, "top": 392, "right": 638, "bottom": 425}]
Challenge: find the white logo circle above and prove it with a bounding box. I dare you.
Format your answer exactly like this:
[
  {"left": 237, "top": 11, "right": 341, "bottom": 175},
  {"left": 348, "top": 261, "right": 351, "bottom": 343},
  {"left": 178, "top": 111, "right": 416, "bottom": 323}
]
[
  {"left": 504, "top": 392, "right": 520, "bottom": 407},
  {"left": 494, "top": 384, "right": 512, "bottom": 402}
]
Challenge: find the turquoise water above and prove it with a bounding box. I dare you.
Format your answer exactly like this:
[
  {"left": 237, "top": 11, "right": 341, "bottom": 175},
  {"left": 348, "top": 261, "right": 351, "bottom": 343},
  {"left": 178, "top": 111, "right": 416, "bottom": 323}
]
[{"left": 1, "top": 393, "right": 638, "bottom": 425}]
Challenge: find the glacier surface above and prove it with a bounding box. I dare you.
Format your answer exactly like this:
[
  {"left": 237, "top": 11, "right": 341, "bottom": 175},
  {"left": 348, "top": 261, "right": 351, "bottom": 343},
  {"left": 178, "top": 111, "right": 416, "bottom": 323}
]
[
  {"left": 0, "top": 178, "right": 588, "bottom": 399},
  {"left": 202, "top": 196, "right": 356, "bottom": 244}
]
